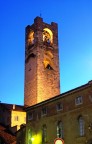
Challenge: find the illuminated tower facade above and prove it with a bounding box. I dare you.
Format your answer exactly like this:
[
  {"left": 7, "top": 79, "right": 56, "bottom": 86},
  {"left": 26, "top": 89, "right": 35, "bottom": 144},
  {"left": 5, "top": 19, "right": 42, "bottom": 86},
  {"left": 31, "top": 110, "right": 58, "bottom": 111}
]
[{"left": 24, "top": 17, "right": 60, "bottom": 106}]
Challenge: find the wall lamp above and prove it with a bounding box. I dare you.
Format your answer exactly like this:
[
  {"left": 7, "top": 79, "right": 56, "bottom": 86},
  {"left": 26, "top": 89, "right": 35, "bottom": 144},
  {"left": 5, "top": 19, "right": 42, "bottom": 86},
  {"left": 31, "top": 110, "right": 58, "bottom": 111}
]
[{"left": 88, "top": 123, "right": 92, "bottom": 131}]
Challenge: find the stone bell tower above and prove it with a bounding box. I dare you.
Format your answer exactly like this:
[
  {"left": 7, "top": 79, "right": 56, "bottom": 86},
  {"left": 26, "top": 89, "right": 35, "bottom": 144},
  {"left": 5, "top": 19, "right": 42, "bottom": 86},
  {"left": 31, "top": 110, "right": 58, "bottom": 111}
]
[{"left": 24, "top": 16, "right": 60, "bottom": 106}]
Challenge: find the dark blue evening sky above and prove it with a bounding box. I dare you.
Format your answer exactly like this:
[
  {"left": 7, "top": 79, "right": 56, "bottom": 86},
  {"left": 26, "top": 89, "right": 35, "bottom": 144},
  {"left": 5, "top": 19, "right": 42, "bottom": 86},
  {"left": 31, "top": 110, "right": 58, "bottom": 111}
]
[{"left": 0, "top": 0, "right": 92, "bottom": 105}]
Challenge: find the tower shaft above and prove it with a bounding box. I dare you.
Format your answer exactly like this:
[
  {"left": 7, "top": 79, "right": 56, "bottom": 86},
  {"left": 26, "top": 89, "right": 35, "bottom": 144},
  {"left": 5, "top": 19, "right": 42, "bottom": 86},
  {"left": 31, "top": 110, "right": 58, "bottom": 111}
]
[{"left": 24, "top": 17, "right": 60, "bottom": 106}]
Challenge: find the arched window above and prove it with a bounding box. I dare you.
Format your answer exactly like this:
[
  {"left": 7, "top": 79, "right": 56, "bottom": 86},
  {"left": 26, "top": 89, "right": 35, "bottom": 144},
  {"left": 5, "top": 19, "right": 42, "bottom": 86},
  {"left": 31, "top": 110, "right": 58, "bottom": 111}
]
[
  {"left": 57, "top": 121, "right": 64, "bottom": 138},
  {"left": 42, "top": 124, "right": 47, "bottom": 143},
  {"left": 43, "top": 51, "right": 54, "bottom": 70},
  {"left": 43, "top": 28, "right": 53, "bottom": 44},
  {"left": 27, "top": 31, "right": 34, "bottom": 46},
  {"left": 78, "top": 116, "right": 85, "bottom": 136}
]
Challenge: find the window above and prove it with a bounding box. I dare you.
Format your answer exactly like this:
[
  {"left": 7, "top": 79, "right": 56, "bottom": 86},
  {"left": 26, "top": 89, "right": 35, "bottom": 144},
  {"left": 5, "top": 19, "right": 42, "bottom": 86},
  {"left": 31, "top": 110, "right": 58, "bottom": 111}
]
[
  {"left": 27, "top": 31, "right": 34, "bottom": 46},
  {"left": 78, "top": 116, "right": 85, "bottom": 136},
  {"left": 42, "top": 124, "right": 47, "bottom": 143},
  {"left": 75, "top": 96, "right": 83, "bottom": 105},
  {"left": 14, "top": 116, "right": 19, "bottom": 121},
  {"left": 24, "top": 117, "right": 26, "bottom": 122},
  {"left": 43, "top": 28, "right": 53, "bottom": 44},
  {"left": 41, "top": 107, "right": 47, "bottom": 116},
  {"left": 28, "top": 112, "right": 33, "bottom": 120},
  {"left": 56, "top": 103, "right": 63, "bottom": 111},
  {"left": 57, "top": 121, "right": 64, "bottom": 138},
  {"left": 43, "top": 51, "right": 54, "bottom": 70}
]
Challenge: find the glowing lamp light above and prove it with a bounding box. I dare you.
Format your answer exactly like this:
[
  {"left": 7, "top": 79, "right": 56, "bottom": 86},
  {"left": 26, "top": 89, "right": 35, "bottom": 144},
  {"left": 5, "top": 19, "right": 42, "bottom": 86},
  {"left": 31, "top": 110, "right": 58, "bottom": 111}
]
[{"left": 31, "top": 137, "right": 34, "bottom": 141}]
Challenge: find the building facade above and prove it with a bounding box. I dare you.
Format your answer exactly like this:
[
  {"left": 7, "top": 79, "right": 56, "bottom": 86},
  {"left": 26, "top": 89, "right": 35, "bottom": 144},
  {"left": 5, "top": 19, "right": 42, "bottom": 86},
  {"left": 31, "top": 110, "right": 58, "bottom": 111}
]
[
  {"left": 0, "top": 103, "right": 26, "bottom": 133},
  {"left": 23, "top": 81, "right": 92, "bottom": 144}
]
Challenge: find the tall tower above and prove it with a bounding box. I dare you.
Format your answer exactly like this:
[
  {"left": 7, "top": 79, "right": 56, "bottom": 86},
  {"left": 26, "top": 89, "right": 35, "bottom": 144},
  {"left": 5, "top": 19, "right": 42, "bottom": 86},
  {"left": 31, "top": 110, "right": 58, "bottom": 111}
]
[{"left": 24, "top": 17, "right": 60, "bottom": 106}]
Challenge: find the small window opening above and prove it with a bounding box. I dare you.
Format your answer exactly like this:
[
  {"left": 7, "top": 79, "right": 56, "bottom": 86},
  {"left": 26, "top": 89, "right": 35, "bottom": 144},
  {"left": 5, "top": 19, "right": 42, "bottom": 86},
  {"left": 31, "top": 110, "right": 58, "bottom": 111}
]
[{"left": 46, "top": 64, "right": 53, "bottom": 70}]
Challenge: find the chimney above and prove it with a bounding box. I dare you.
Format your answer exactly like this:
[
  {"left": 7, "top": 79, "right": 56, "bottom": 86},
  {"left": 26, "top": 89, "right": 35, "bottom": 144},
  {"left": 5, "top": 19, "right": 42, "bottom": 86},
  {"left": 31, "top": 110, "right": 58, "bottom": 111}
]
[{"left": 13, "top": 104, "right": 15, "bottom": 110}]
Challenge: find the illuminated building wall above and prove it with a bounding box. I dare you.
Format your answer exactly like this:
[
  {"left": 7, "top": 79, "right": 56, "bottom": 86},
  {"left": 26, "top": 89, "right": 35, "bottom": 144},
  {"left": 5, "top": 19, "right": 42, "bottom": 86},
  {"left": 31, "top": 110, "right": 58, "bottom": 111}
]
[
  {"left": 24, "top": 81, "right": 92, "bottom": 144},
  {"left": 11, "top": 110, "right": 26, "bottom": 131},
  {"left": 0, "top": 103, "right": 26, "bottom": 133}
]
